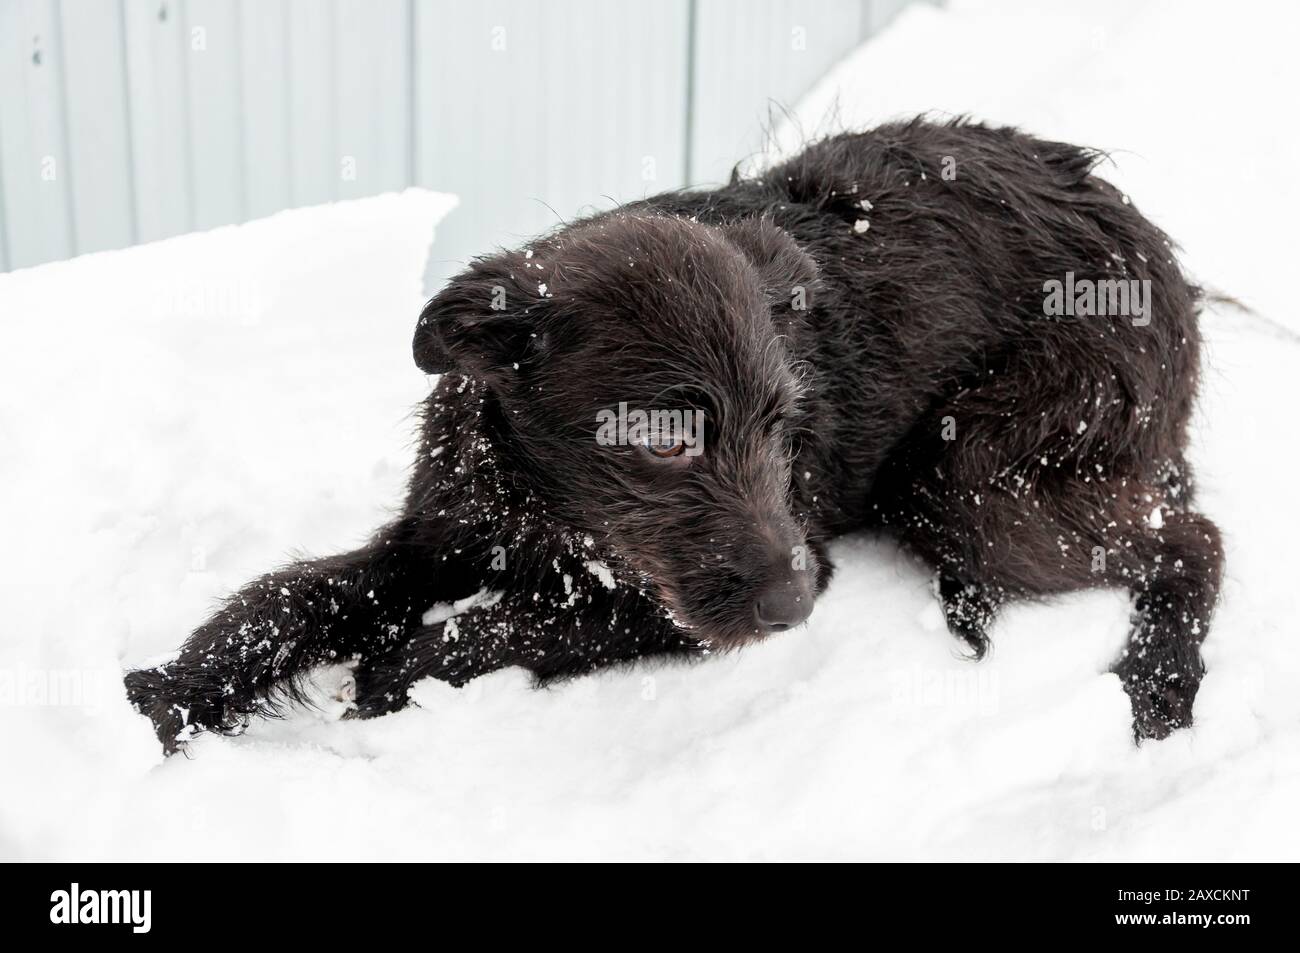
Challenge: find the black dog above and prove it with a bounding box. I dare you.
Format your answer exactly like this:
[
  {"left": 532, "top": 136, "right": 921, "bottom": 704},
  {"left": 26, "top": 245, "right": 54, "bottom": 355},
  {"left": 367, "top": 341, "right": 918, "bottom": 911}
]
[{"left": 126, "top": 118, "right": 1222, "bottom": 753}]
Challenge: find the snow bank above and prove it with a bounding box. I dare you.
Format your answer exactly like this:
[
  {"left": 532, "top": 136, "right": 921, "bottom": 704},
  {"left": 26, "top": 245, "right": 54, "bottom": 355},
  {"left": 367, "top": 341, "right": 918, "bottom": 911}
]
[
  {"left": 0, "top": 190, "right": 455, "bottom": 859},
  {"left": 2, "top": 2, "right": 1297, "bottom": 861}
]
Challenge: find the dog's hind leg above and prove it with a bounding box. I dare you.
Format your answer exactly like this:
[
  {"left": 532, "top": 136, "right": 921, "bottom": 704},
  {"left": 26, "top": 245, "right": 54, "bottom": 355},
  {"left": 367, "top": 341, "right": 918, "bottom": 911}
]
[
  {"left": 123, "top": 518, "right": 450, "bottom": 753},
  {"left": 1105, "top": 507, "right": 1223, "bottom": 739},
  {"left": 883, "top": 463, "right": 1223, "bottom": 740}
]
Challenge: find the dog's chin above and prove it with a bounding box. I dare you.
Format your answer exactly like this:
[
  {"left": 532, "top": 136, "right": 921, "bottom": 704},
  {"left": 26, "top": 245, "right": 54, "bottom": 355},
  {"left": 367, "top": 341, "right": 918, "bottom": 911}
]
[
  {"left": 640, "top": 575, "right": 771, "bottom": 649},
  {"left": 690, "top": 625, "right": 773, "bottom": 651},
  {"left": 659, "top": 598, "right": 771, "bottom": 649}
]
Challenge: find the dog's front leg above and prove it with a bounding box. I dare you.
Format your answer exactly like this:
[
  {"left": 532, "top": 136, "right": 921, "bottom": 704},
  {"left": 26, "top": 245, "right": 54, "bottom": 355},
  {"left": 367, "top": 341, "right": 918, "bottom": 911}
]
[
  {"left": 351, "top": 580, "right": 702, "bottom": 717},
  {"left": 123, "top": 519, "right": 443, "bottom": 753},
  {"left": 350, "top": 595, "right": 514, "bottom": 717}
]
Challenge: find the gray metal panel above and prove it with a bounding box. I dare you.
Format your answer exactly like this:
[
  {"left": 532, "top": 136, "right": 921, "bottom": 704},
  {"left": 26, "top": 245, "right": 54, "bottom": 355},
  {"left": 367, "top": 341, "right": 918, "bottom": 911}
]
[
  {"left": 336, "top": 0, "right": 410, "bottom": 199},
  {"left": 688, "top": 0, "right": 867, "bottom": 186},
  {"left": 286, "top": 0, "right": 337, "bottom": 208},
  {"left": 0, "top": 0, "right": 74, "bottom": 268},
  {"left": 0, "top": 148, "right": 7, "bottom": 269},
  {"left": 414, "top": 0, "right": 690, "bottom": 289},
  {"left": 862, "top": 0, "right": 914, "bottom": 38},
  {"left": 59, "top": 0, "right": 136, "bottom": 253},
  {"left": 537, "top": 0, "right": 690, "bottom": 220},
  {"left": 239, "top": 0, "right": 291, "bottom": 220},
  {"left": 124, "top": 0, "right": 193, "bottom": 242},
  {"left": 0, "top": 0, "right": 921, "bottom": 273},
  {"left": 415, "top": 0, "right": 548, "bottom": 284},
  {"left": 184, "top": 0, "right": 245, "bottom": 228}
]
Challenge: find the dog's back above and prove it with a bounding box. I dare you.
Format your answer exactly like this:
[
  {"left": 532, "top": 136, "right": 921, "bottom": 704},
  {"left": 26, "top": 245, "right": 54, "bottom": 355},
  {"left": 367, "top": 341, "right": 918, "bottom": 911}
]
[{"left": 639, "top": 119, "right": 1200, "bottom": 508}]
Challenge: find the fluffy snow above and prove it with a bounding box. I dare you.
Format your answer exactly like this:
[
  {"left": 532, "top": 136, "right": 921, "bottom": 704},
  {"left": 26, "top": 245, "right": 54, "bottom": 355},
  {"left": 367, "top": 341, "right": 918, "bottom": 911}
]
[{"left": 2, "top": 1, "right": 1298, "bottom": 861}]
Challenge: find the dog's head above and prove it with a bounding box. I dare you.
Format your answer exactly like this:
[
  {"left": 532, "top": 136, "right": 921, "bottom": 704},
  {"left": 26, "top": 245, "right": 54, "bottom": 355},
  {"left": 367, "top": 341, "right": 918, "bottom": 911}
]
[{"left": 414, "top": 213, "right": 821, "bottom": 646}]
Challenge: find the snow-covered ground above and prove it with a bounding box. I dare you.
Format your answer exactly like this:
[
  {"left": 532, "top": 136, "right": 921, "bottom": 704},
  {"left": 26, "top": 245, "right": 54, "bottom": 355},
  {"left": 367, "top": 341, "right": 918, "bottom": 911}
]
[{"left": 2, "top": 0, "right": 1297, "bottom": 861}]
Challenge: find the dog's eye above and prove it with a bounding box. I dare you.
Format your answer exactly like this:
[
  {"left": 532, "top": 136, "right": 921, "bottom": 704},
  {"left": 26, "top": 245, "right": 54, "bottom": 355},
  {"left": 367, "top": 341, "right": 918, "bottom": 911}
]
[{"left": 642, "top": 436, "right": 687, "bottom": 458}]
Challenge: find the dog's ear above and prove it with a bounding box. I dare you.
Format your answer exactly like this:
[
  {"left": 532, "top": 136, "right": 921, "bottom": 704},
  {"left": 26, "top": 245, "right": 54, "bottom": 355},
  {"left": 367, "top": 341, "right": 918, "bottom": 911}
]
[
  {"left": 413, "top": 262, "right": 543, "bottom": 379},
  {"left": 719, "top": 218, "right": 821, "bottom": 315}
]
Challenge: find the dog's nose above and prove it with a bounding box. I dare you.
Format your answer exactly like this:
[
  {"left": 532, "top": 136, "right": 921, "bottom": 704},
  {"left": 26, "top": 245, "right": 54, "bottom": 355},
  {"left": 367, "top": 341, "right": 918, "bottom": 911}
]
[{"left": 753, "top": 578, "right": 813, "bottom": 631}]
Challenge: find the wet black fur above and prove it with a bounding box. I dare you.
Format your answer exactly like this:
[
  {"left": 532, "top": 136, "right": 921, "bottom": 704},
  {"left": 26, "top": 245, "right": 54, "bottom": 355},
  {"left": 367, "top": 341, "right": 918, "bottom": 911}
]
[{"left": 125, "top": 118, "right": 1222, "bottom": 753}]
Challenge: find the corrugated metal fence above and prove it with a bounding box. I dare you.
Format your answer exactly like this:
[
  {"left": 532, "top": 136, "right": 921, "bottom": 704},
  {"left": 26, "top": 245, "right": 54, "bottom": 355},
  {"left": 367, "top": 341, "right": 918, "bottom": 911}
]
[{"left": 0, "top": 0, "right": 913, "bottom": 277}]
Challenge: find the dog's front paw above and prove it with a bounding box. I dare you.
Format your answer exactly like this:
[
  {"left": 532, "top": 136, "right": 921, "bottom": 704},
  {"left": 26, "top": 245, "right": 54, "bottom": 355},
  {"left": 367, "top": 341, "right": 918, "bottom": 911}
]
[{"left": 123, "top": 667, "right": 217, "bottom": 755}]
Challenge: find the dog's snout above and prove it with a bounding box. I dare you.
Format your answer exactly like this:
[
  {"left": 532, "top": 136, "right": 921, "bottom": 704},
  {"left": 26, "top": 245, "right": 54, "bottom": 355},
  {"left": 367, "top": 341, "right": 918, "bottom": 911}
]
[{"left": 753, "top": 575, "right": 814, "bottom": 632}]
